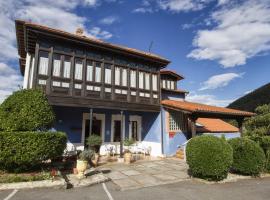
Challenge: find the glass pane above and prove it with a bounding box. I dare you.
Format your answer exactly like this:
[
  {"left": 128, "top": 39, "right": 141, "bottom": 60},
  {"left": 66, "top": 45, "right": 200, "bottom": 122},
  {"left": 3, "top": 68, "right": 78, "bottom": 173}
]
[
  {"left": 122, "top": 68, "right": 127, "bottom": 86},
  {"left": 95, "top": 64, "right": 101, "bottom": 82},
  {"left": 152, "top": 74, "right": 157, "bottom": 91},
  {"left": 145, "top": 73, "right": 150, "bottom": 90},
  {"left": 115, "top": 67, "right": 120, "bottom": 86},
  {"left": 105, "top": 68, "right": 111, "bottom": 84},
  {"left": 139, "top": 72, "right": 144, "bottom": 89},
  {"left": 38, "top": 51, "right": 49, "bottom": 75},
  {"left": 171, "top": 81, "right": 175, "bottom": 90},
  {"left": 130, "top": 70, "right": 136, "bottom": 88},
  {"left": 63, "top": 57, "right": 71, "bottom": 78},
  {"left": 74, "top": 59, "right": 83, "bottom": 80},
  {"left": 53, "top": 55, "right": 61, "bottom": 77},
  {"left": 87, "top": 62, "right": 93, "bottom": 81}
]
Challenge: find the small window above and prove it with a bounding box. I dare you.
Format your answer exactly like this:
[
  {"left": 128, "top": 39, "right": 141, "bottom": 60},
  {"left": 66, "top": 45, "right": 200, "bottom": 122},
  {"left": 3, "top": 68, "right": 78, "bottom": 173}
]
[
  {"left": 38, "top": 51, "right": 49, "bottom": 75},
  {"left": 115, "top": 67, "right": 121, "bottom": 86},
  {"left": 95, "top": 63, "right": 101, "bottom": 83},
  {"left": 122, "top": 68, "right": 127, "bottom": 87},
  {"left": 152, "top": 74, "right": 158, "bottom": 91},
  {"left": 167, "top": 80, "right": 170, "bottom": 89},
  {"left": 139, "top": 71, "right": 144, "bottom": 89},
  {"left": 74, "top": 59, "right": 83, "bottom": 80},
  {"left": 130, "top": 70, "right": 137, "bottom": 88},
  {"left": 168, "top": 111, "right": 187, "bottom": 132},
  {"left": 171, "top": 81, "right": 175, "bottom": 90},
  {"left": 105, "top": 64, "right": 112, "bottom": 84},
  {"left": 145, "top": 73, "right": 150, "bottom": 90},
  {"left": 63, "top": 56, "right": 71, "bottom": 78},
  {"left": 162, "top": 80, "right": 166, "bottom": 88},
  {"left": 52, "top": 54, "right": 61, "bottom": 77},
  {"left": 86, "top": 61, "right": 93, "bottom": 81}
]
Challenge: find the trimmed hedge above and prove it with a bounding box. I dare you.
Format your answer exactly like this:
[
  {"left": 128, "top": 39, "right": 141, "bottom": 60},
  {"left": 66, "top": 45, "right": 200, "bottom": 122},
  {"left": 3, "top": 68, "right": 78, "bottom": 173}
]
[
  {"left": 228, "top": 138, "right": 265, "bottom": 176},
  {"left": 186, "top": 135, "right": 233, "bottom": 181},
  {"left": 248, "top": 135, "right": 270, "bottom": 172},
  {"left": 0, "top": 89, "right": 55, "bottom": 131},
  {"left": 0, "top": 131, "right": 67, "bottom": 172}
]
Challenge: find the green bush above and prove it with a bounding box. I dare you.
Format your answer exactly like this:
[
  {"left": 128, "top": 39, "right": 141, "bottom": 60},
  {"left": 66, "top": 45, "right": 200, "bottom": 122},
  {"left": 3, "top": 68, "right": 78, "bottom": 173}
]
[
  {"left": 0, "top": 89, "right": 55, "bottom": 131},
  {"left": 186, "top": 135, "right": 233, "bottom": 181},
  {"left": 228, "top": 138, "right": 265, "bottom": 176},
  {"left": 86, "top": 135, "right": 102, "bottom": 153},
  {"left": 0, "top": 131, "right": 67, "bottom": 172},
  {"left": 248, "top": 135, "right": 270, "bottom": 172}
]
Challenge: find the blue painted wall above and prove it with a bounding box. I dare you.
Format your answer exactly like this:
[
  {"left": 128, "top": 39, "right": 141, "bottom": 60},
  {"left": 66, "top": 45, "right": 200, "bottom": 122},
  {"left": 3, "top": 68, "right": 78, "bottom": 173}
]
[{"left": 52, "top": 106, "right": 161, "bottom": 145}]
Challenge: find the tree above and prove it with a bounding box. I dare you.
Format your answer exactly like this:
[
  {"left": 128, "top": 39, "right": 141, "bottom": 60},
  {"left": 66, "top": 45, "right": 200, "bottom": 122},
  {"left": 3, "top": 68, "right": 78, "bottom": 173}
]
[
  {"left": 245, "top": 104, "right": 270, "bottom": 136},
  {"left": 0, "top": 89, "right": 55, "bottom": 131}
]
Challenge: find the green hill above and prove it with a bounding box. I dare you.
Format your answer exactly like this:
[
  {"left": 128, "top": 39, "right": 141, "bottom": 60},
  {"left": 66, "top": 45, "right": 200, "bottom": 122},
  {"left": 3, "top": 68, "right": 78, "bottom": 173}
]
[{"left": 228, "top": 82, "right": 270, "bottom": 112}]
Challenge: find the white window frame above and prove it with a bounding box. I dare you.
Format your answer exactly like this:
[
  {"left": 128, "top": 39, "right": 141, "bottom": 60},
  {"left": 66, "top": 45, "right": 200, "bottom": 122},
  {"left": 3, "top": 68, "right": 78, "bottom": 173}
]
[
  {"left": 86, "top": 64, "right": 93, "bottom": 81},
  {"left": 74, "top": 61, "right": 83, "bottom": 80},
  {"left": 129, "top": 115, "right": 142, "bottom": 141},
  {"left": 105, "top": 67, "right": 112, "bottom": 84},
  {"left": 139, "top": 71, "right": 144, "bottom": 89},
  {"left": 145, "top": 73, "right": 150, "bottom": 90},
  {"left": 95, "top": 65, "right": 101, "bottom": 83},
  {"left": 152, "top": 74, "right": 158, "bottom": 91},
  {"left": 111, "top": 114, "right": 125, "bottom": 143},
  {"left": 130, "top": 70, "right": 137, "bottom": 88}
]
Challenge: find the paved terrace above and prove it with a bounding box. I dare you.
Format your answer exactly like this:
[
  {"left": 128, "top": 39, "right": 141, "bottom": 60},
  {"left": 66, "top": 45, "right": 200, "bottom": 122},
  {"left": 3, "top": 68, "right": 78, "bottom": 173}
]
[{"left": 98, "top": 158, "right": 190, "bottom": 190}]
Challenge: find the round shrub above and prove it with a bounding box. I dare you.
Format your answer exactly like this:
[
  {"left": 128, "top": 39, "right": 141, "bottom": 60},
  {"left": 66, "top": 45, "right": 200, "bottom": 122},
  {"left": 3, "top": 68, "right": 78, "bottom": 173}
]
[
  {"left": 228, "top": 138, "right": 265, "bottom": 176},
  {"left": 186, "top": 135, "right": 233, "bottom": 181},
  {"left": 0, "top": 131, "right": 67, "bottom": 172},
  {"left": 247, "top": 135, "right": 270, "bottom": 172},
  {"left": 0, "top": 89, "right": 55, "bottom": 131}
]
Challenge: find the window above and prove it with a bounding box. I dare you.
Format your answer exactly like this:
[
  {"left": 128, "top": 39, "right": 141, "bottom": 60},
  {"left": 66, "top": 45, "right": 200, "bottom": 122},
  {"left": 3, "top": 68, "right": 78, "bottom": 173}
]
[
  {"left": 38, "top": 51, "right": 49, "bottom": 75},
  {"left": 95, "top": 63, "right": 101, "bottom": 82},
  {"left": 162, "top": 80, "right": 166, "bottom": 88},
  {"left": 145, "top": 73, "right": 150, "bottom": 90},
  {"left": 52, "top": 54, "right": 61, "bottom": 77},
  {"left": 74, "top": 59, "right": 83, "bottom": 80},
  {"left": 171, "top": 81, "right": 175, "bottom": 90},
  {"left": 105, "top": 64, "right": 111, "bottom": 84},
  {"left": 152, "top": 74, "right": 158, "bottom": 91},
  {"left": 115, "top": 67, "right": 120, "bottom": 86},
  {"left": 167, "top": 80, "right": 170, "bottom": 89},
  {"left": 122, "top": 68, "right": 127, "bottom": 87},
  {"left": 139, "top": 71, "right": 144, "bottom": 89},
  {"left": 168, "top": 111, "right": 187, "bottom": 132},
  {"left": 86, "top": 61, "right": 93, "bottom": 81},
  {"left": 130, "top": 70, "right": 136, "bottom": 88},
  {"left": 63, "top": 57, "right": 71, "bottom": 78}
]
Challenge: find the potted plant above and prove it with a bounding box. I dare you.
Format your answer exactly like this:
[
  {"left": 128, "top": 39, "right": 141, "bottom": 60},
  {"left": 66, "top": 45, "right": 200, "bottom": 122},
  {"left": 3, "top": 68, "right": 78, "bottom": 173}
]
[
  {"left": 76, "top": 149, "right": 94, "bottom": 178},
  {"left": 87, "top": 135, "right": 102, "bottom": 166},
  {"left": 123, "top": 138, "right": 135, "bottom": 164}
]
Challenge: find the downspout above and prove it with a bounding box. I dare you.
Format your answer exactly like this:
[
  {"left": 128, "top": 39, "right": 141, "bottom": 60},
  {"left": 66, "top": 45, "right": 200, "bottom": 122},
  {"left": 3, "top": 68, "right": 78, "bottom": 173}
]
[{"left": 160, "top": 106, "right": 164, "bottom": 155}]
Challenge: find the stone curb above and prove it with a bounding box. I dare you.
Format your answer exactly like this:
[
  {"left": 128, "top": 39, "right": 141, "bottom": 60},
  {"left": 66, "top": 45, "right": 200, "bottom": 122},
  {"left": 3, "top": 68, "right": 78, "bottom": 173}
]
[{"left": 0, "top": 178, "right": 66, "bottom": 191}]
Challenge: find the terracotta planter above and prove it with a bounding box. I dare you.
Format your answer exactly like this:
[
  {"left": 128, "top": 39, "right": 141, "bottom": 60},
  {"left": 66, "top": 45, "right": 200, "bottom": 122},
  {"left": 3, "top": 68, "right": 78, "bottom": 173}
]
[
  {"left": 76, "top": 160, "right": 88, "bottom": 178},
  {"left": 124, "top": 152, "right": 132, "bottom": 164}
]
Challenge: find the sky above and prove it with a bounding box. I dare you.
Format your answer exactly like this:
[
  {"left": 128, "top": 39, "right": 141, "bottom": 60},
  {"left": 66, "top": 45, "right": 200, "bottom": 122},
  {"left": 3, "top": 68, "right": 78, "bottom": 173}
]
[{"left": 0, "top": 0, "right": 269, "bottom": 106}]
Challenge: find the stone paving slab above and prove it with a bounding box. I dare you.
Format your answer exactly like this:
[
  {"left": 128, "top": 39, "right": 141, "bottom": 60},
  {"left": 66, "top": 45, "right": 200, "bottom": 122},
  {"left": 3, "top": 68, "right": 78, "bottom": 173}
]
[{"left": 99, "top": 158, "right": 190, "bottom": 190}]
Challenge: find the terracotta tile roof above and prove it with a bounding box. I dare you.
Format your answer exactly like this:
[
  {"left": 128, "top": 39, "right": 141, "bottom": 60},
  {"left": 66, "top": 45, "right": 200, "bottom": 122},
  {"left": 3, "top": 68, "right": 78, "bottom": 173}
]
[
  {"left": 161, "top": 100, "right": 255, "bottom": 117},
  {"left": 15, "top": 20, "right": 170, "bottom": 65},
  {"left": 196, "top": 118, "right": 239, "bottom": 133},
  {"left": 160, "top": 69, "right": 184, "bottom": 80}
]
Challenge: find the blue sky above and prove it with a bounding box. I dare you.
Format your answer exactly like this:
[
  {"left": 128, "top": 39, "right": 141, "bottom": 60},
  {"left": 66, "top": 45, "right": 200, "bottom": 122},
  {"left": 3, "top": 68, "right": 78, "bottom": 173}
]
[{"left": 0, "top": 0, "right": 270, "bottom": 106}]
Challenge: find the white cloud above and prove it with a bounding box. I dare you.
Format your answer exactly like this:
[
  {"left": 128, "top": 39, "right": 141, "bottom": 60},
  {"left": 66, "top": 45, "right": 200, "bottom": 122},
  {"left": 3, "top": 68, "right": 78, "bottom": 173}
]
[
  {"left": 99, "top": 16, "right": 119, "bottom": 25},
  {"left": 133, "top": 7, "right": 153, "bottom": 13},
  {"left": 186, "top": 92, "right": 234, "bottom": 107},
  {"left": 158, "top": 0, "right": 211, "bottom": 12},
  {"left": 188, "top": 0, "right": 270, "bottom": 67},
  {"left": 0, "top": 63, "right": 22, "bottom": 103},
  {"left": 89, "top": 27, "right": 113, "bottom": 39},
  {"left": 199, "top": 72, "right": 243, "bottom": 91}
]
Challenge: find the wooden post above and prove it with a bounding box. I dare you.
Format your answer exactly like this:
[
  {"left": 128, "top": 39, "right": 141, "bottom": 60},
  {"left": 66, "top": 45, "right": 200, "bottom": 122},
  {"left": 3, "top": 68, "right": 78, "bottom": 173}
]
[
  {"left": 237, "top": 118, "right": 244, "bottom": 137},
  {"left": 120, "top": 110, "right": 124, "bottom": 158},
  {"left": 89, "top": 108, "right": 93, "bottom": 137},
  {"left": 190, "top": 116, "right": 197, "bottom": 138}
]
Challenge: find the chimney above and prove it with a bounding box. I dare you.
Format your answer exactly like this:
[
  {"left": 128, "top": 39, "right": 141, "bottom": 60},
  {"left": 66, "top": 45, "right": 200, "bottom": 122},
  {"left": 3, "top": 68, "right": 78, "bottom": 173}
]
[{"left": 75, "top": 28, "right": 84, "bottom": 36}]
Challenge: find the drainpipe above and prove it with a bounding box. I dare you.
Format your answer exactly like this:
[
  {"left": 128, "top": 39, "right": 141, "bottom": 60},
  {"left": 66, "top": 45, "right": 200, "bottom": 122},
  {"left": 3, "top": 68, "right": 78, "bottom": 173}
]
[
  {"left": 160, "top": 106, "right": 164, "bottom": 155},
  {"left": 120, "top": 110, "right": 124, "bottom": 158}
]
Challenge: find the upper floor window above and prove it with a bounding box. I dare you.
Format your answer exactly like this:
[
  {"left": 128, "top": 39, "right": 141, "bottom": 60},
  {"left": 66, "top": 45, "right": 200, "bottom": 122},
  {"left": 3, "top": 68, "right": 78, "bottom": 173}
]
[
  {"left": 152, "top": 74, "right": 158, "bottom": 91},
  {"left": 38, "top": 51, "right": 49, "bottom": 75},
  {"left": 115, "top": 66, "right": 127, "bottom": 87},
  {"left": 86, "top": 61, "right": 93, "bottom": 81},
  {"left": 130, "top": 70, "right": 136, "bottom": 88},
  {"left": 63, "top": 56, "right": 71, "bottom": 78},
  {"left": 145, "top": 73, "right": 150, "bottom": 90},
  {"left": 170, "top": 81, "right": 175, "bottom": 90},
  {"left": 162, "top": 80, "right": 166, "bottom": 88},
  {"left": 105, "top": 64, "right": 112, "bottom": 84},
  {"left": 139, "top": 71, "right": 144, "bottom": 89},
  {"left": 95, "top": 63, "right": 101, "bottom": 83},
  {"left": 52, "top": 54, "right": 61, "bottom": 77},
  {"left": 122, "top": 68, "right": 127, "bottom": 87},
  {"left": 74, "top": 59, "right": 83, "bottom": 80},
  {"left": 115, "top": 67, "right": 121, "bottom": 86}
]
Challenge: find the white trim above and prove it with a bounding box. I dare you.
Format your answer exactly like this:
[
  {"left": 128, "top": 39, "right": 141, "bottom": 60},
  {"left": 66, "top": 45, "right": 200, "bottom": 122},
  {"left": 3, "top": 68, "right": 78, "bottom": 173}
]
[
  {"left": 23, "top": 53, "right": 31, "bottom": 89},
  {"left": 129, "top": 115, "right": 142, "bottom": 141},
  {"left": 82, "top": 113, "right": 105, "bottom": 146},
  {"left": 111, "top": 114, "right": 125, "bottom": 142},
  {"left": 29, "top": 57, "right": 35, "bottom": 88}
]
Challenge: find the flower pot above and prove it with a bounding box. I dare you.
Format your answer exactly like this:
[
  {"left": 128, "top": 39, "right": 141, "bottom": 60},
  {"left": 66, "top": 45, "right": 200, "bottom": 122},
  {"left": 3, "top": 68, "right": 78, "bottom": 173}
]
[
  {"left": 124, "top": 152, "right": 132, "bottom": 164},
  {"left": 76, "top": 159, "right": 88, "bottom": 178}
]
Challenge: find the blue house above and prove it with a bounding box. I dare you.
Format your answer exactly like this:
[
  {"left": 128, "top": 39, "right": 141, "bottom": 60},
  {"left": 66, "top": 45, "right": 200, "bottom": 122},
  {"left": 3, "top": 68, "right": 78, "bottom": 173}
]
[{"left": 15, "top": 20, "right": 254, "bottom": 157}]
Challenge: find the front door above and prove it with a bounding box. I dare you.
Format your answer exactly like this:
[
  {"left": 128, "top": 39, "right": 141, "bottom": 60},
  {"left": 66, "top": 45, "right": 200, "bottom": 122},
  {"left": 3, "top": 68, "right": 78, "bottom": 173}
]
[
  {"left": 84, "top": 117, "right": 102, "bottom": 146},
  {"left": 113, "top": 120, "right": 121, "bottom": 142}
]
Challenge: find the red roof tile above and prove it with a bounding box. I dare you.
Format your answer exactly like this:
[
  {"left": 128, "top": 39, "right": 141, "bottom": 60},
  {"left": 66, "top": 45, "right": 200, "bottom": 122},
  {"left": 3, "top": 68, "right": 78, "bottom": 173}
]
[
  {"left": 162, "top": 100, "right": 255, "bottom": 117},
  {"left": 160, "top": 69, "right": 184, "bottom": 80},
  {"left": 196, "top": 118, "right": 239, "bottom": 133}
]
